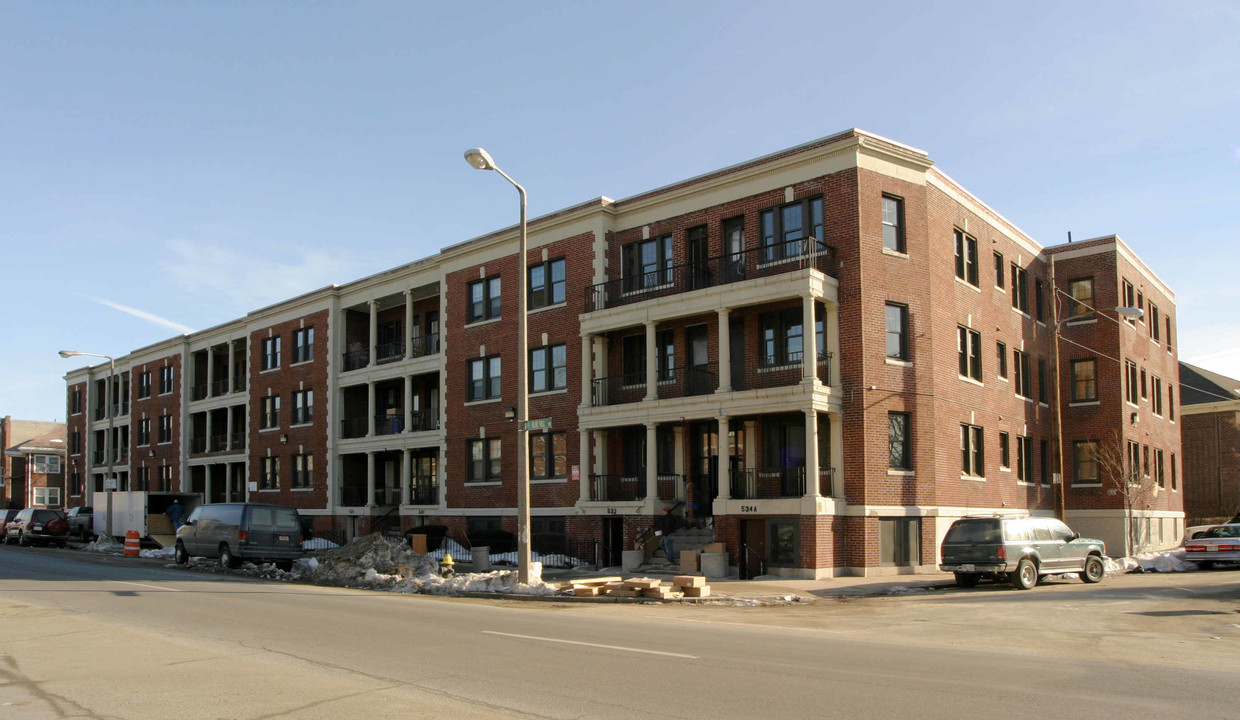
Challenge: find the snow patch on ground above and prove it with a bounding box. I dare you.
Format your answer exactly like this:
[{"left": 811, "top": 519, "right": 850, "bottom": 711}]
[
  {"left": 83, "top": 535, "right": 124, "bottom": 553},
  {"left": 139, "top": 546, "right": 176, "bottom": 559},
  {"left": 1106, "top": 549, "right": 1198, "bottom": 573},
  {"left": 422, "top": 538, "right": 587, "bottom": 569}
]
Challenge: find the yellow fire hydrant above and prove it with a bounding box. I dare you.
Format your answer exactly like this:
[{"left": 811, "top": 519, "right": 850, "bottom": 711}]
[{"left": 439, "top": 553, "right": 455, "bottom": 579}]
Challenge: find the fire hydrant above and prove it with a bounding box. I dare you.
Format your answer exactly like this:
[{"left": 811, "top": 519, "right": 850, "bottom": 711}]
[{"left": 439, "top": 553, "right": 455, "bottom": 579}]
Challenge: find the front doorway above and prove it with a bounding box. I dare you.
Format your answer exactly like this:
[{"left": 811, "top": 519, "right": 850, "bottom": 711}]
[
  {"left": 740, "top": 518, "right": 766, "bottom": 579},
  {"left": 601, "top": 516, "right": 624, "bottom": 568},
  {"left": 688, "top": 422, "right": 718, "bottom": 521}
]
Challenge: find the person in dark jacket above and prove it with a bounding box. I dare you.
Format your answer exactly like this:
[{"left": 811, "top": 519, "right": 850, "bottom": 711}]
[
  {"left": 166, "top": 500, "right": 185, "bottom": 530},
  {"left": 659, "top": 506, "right": 678, "bottom": 563}
]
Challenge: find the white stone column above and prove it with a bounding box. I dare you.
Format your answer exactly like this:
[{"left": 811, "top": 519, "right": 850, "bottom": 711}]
[
  {"left": 207, "top": 349, "right": 215, "bottom": 397},
  {"left": 438, "top": 445, "right": 449, "bottom": 510},
  {"left": 826, "top": 302, "right": 840, "bottom": 387},
  {"left": 580, "top": 334, "right": 593, "bottom": 406},
  {"left": 716, "top": 308, "right": 731, "bottom": 393},
  {"left": 805, "top": 409, "right": 821, "bottom": 498},
  {"left": 645, "top": 422, "right": 658, "bottom": 502},
  {"left": 366, "top": 451, "right": 376, "bottom": 507},
  {"left": 400, "top": 450, "right": 411, "bottom": 506},
  {"left": 830, "top": 411, "right": 844, "bottom": 499},
  {"left": 367, "top": 381, "right": 376, "bottom": 437},
  {"left": 802, "top": 295, "right": 818, "bottom": 384},
  {"left": 368, "top": 300, "right": 378, "bottom": 368},
  {"left": 404, "top": 376, "right": 414, "bottom": 432},
  {"left": 227, "top": 342, "right": 236, "bottom": 392},
  {"left": 644, "top": 321, "right": 657, "bottom": 401},
  {"left": 717, "top": 416, "right": 731, "bottom": 500},
  {"left": 594, "top": 430, "right": 607, "bottom": 475},
  {"left": 578, "top": 430, "right": 590, "bottom": 502},
  {"left": 405, "top": 290, "right": 415, "bottom": 360},
  {"left": 672, "top": 425, "right": 686, "bottom": 501},
  {"left": 204, "top": 466, "right": 213, "bottom": 503},
  {"left": 226, "top": 407, "right": 235, "bottom": 452}
]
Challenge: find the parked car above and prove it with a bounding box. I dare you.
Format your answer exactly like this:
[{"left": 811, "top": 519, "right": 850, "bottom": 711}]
[
  {"left": 940, "top": 515, "right": 1107, "bottom": 590},
  {"left": 1182, "top": 523, "right": 1240, "bottom": 569},
  {"left": 65, "top": 506, "right": 94, "bottom": 540},
  {"left": 174, "top": 503, "right": 303, "bottom": 571},
  {"left": 3, "top": 508, "right": 70, "bottom": 548},
  {"left": 1, "top": 509, "right": 20, "bottom": 537}
]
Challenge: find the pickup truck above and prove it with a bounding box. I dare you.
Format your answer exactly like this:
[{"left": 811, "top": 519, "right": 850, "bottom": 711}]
[{"left": 65, "top": 506, "right": 94, "bottom": 540}]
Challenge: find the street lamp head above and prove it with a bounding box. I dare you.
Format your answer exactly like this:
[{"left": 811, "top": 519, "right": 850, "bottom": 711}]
[
  {"left": 464, "top": 147, "right": 496, "bottom": 171},
  {"left": 1115, "top": 306, "right": 1144, "bottom": 321},
  {"left": 58, "top": 350, "right": 79, "bottom": 358}
]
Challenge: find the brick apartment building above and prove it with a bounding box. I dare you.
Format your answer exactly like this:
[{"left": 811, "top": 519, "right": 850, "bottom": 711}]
[
  {"left": 1, "top": 417, "right": 66, "bottom": 509},
  {"left": 1178, "top": 362, "right": 1240, "bottom": 524},
  {"left": 62, "top": 129, "right": 1183, "bottom": 576}
]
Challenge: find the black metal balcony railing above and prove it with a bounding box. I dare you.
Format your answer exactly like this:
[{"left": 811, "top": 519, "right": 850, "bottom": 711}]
[
  {"left": 730, "top": 467, "right": 806, "bottom": 499},
  {"left": 819, "top": 468, "right": 834, "bottom": 497},
  {"left": 229, "top": 431, "right": 245, "bottom": 451},
  {"left": 590, "top": 474, "right": 647, "bottom": 502},
  {"left": 375, "top": 414, "right": 405, "bottom": 436},
  {"left": 209, "top": 434, "right": 228, "bottom": 452},
  {"left": 375, "top": 486, "right": 402, "bottom": 506},
  {"left": 190, "top": 437, "right": 207, "bottom": 454},
  {"left": 342, "top": 349, "right": 369, "bottom": 372},
  {"left": 116, "top": 448, "right": 129, "bottom": 463},
  {"left": 93, "top": 406, "right": 106, "bottom": 421},
  {"left": 586, "top": 240, "right": 836, "bottom": 313},
  {"left": 210, "top": 379, "right": 229, "bottom": 397},
  {"left": 410, "top": 475, "right": 438, "bottom": 505},
  {"left": 657, "top": 364, "right": 718, "bottom": 400},
  {"left": 232, "top": 374, "right": 246, "bottom": 393},
  {"left": 376, "top": 341, "right": 404, "bottom": 364},
  {"left": 92, "top": 450, "right": 105, "bottom": 465},
  {"left": 409, "top": 407, "right": 440, "bottom": 432},
  {"left": 190, "top": 383, "right": 208, "bottom": 401},
  {"left": 111, "top": 402, "right": 129, "bottom": 417},
  {"left": 656, "top": 474, "right": 682, "bottom": 502},
  {"left": 410, "top": 333, "right": 440, "bottom": 358},
  {"left": 340, "top": 485, "right": 368, "bottom": 507},
  {"left": 340, "top": 417, "right": 368, "bottom": 439},
  {"left": 591, "top": 373, "right": 647, "bottom": 407}
]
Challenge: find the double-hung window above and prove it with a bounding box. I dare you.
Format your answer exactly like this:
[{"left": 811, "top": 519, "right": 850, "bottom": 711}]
[
  {"left": 961, "top": 424, "right": 984, "bottom": 477},
  {"left": 759, "top": 308, "right": 803, "bottom": 367},
  {"left": 1074, "top": 440, "right": 1099, "bottom": 485},
  {"left": 1152, "top": 376, "right": 1163, "bottom": 415},
  {"left": 137, "top": 371, "right": 152, "bottom": 399},
  {"left": 530, "top": 431, "right": 567, "bottom": 480},
  {"left": 1016, "top": 436, "right": 1033, "bottom": 483},
  {"left": 888, "top": 412, "right": 912, "bottom": 471},
  {"left": 882, "top": 195, "right": 905, "bottom": 253},
  {"left": 997, "top": 341, "right": 1008, "bottom": 379},
  {"left": 957, "top": 326, "right": 981, "bottom": 381},
  {"left": 260, "top": 395, "right": 281, "bottom": 429},
  {"left": 1149, "top": 303, "right": 1160, "bottom": 341},
  {"left": 261, "top": 336, "right": 281, "bottom": 370},
  {"left": 158, "top": 414, "right": 173, "bottom": 444},
  {"left": 656, "top": 330, "right": 675, "bottom": 382},
  {"left": 954, "top": 229, "right": 979, "bottom": 286},
  {"left": 1011, "top": 264, "right": 1029, "bottom": 313},
  {"left": 1125, "top": 360, "right": 1139, "bottom": 404},
  {"left": 529, "top": 258, "right": 566, "bottom": 309},
  {"left": 292, "top": 453, "right": 313, "bottom": 489},
  {"left": 999, "top": 432, "right": 1011, "bottom": 469},
  {"left": 159, "top": 366, "right": 174, "bottom": 394},
  {"left": 1037, "top": 358, "right": 1048, "bottom": 403},
  {"left": 1071, "top": 359, "right": 1097, "bottom": 402},
  {"left": 1034, "top": 280, "right": 1045, "bottom": 322},
  {"left": 467, "top": 355, "right": 502, "bottom": 401},
  {"left": 1067, "top": 278, "right": 1095, "bottom": 320},
  {"left": 530, "top": 345, "right": 566, "bottom": 393},
  {"left": 1121, "top": 279, "right": 1136, "bottom": 323},
  {"left": 261, "top": 456, "right": 279, "bottom": 490},
  {"left": 467, "top": 276, "right": 502, "bottom": 323},
  {"left": 622, "top": 235, "right": 673, "bottom": 291},
  {"left": 885, "top": 303, "right": 909, "bottom": 360},
  {"left": 292, "top": 389, "right": 313, "bottom": 425},
  {"left": 760, "top": 196, "right": 823, "bottom": 262},
  {"left": 467, "top": 438, "right": 502, "bottom": 482},
  {"left": 31, "top": 454, "right": 61, "bottom": 475},
  {"left": 1013, "top": 350, "right": 1032, "bottom": 399},
  {"left": 293, "top": 327, "right": 314, "bottom": 363},
  {"left": 994, "top": 252, "right": 1005, "bottom": 288},
  {"left": 137, "top": 418, "right": 151, "bottom": 447}
]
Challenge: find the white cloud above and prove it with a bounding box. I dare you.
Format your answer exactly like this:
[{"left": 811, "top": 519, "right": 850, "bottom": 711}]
[{"left": 85, "top": 296, "right": 194, "bottom": 334}]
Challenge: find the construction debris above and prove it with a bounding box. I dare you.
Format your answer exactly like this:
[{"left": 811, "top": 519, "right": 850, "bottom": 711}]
[{"left": 557, "top": 573, "right": 712, "bottom": 601}]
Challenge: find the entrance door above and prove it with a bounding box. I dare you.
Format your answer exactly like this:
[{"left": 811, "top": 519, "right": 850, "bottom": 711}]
[
  {"left": 688, "top": 227, "right": 710, "bottom": 290},
  {"left": 689, "top": 423, "right": 718, "bottom": 518},
  {"left": 602, "top": 516, "right": 624, "bottom": 568},
  {"left": 723, "top": 217, "right": 745, "bottom": 283},
  {"left": 741, "top": 519, "right": 766, "bottom": 579},
  {"left": 687, "top": 325, "right": 710, "bottom": 396}
]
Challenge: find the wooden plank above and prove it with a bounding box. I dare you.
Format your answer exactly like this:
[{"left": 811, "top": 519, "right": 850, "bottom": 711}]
[
  {"left": 622, "top": 578, "right": 662, "bottom": 590},
  {"left": 673, "top": 575, "right": 706, "bottom": 588}
]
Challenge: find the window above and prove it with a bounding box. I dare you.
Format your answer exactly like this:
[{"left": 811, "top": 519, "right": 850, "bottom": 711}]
[
  {"left": 158, "top": 414, "right": 173, "bottom": 444},
  {"left": 467, "top": 355, "right": 502, "bottom": 401},
  {"left": 1171, "top": 452, "right": 1177, "bottom": 490},
  {"left": 260, "top": 336, "right": 281, "bottom": 371},
  {"left": 769, "top": 518, "right": 802, "bottom": 566},
  {"left": 999, "top": 432, "right": 1010, "bottom": 469},
  {"left": 957, "top": 326, "right": 981, "bottom": 381},
  {"left": 1152, "top": 376, "right": 1163, "bottom": 415},
  {"left": 1071, "top": 359, "right": 1097, "bottom": 402},
  {"left": 1165, "top": 316, "right": 1173, "bottom": 348},
  {"left": 292, "top": 389, "right": 313, "bottom": 425},
  {"left": 1154, "top": 448, "right": 1165, "bottom": 487},
  {"left": 961, "top": 424, "right": 984, "bottom": 477},
  {"left": 530, "top": 345, "right": 567, "bottom": 393},
  {"left": 1136, "top": 290, "right": 1144, "bottom": 319},
  {"left": 1013, "top": 350, "right": 1032, "bottom": 399},
  {"left": 467, "top": 276, "right": 502, "bottom": 323},
  {"left": 622, "top": 235, "right": 673, "bottom": 290},
  {"left": 70, "top": 472, "right": 82, "bottom": 496},
  {"left": 529, "top": 258, "right": 566, "bottom": 309},
  {"left": 261, "top": 456, "right": 280, "bottom": 490},
  {"left": 136, "top": 466, "right": 149, "bottom": 491},
  {"left": 1071, "top": 440, "right": 1097, "bottom": 484},
  {"left": 1016, "top": 436, "right": 1033, "bottom": 482},
  {"left": 1140, "top": 367, "right": 1147, "bottom": 399},
  {"left": 1034, "top": 279, "right": 1045, "bottom": 322},
  {"left": 994, "top": 251, "right": 1005, "bottom": 288},
  {"left": 888, "top": 412, "right": 912, "bottom": 470},
  {"left": 158, "top": 464, "right": 172, "bottom": 492},
  {"left": 34, "top": 487, "right": 61, "bottom": 507},
  {"left": 260, "top": 395, "right": 281, "bottom": 429},
  {"left": 293, "top": 327, "right": 314, "bottom": 363},
  {"left": 1067, "top": 278, "right": 1094, "bottom": 320},
  {"left": 1125, "top": 361, "right": 1139, "bottom": 404},
  {"left": 1143, "top": 444, "right": 1150, "bottom": 476},
  {"left": 70, "top": 430, "right": 82, "bottom": 455},
  {"left": 137, "top": 371, "right": 152, "bottom": 399},
  {"left": 1149, "top": 303, "right": 1160, "bottom": 341},
  {"left": 882, "top": 195, "right": 905, "bottom": 252},
  {"left": 71, "top": 389, "right": 82, "bottom": 415},
  {"left": 31, "top": 454, "right": 61, "bottom": 474},
  {"left": 622, "top": 335, "right": 645, "bottom": 384},
  {"left": 953, "top": 229, "right": 978, "bottom": 286},
  {"left": 467, "top": 438, "right": 502, "bottom": 482},
  {"left": 760, "top": 308, "right": 803, "bottom": 367},
  {"left": 879, "top": 517, "right": 920, "bottom": 567},
  {"left": 530, "top": 432, "right": 567, "bottom": 480},
  {"left": 885, "top": 303, "right": 908, "bottom": 360},
  {"left": 292, "top": 453, "right": 313, "bottom": 489},
  {"left": 1040, "top": 440, "right": 1049, "bottom": 485},
  {"left": 656, "top": 330, "right": 675, "bottom": 382},
  {"left": 1011, "top": 264, "right": 1029, "bottom": 313},
  {"left": 159, "top": 366, "right": 174, "bottom": 394},
  {"left": 1121, "top": 279, "right": 1136, "bottom": 323},
  {"left": 1127, "top": 441, "right": 1141, "bottom": 483},
  {"left": 997, "top": 341, "right": 1008, "bottom": 379},
  {"left": 137, "top": 418, "right": 151, "bottom": 447},
  {"left": 761, "top": 197, "right": 824, "bottom": 262},
  {"left": 1169, "top": 386, "right": 1175, "bottom": 421},
  {"left": 1037, "top": 358, "right": 1048, "bottom": 403}
]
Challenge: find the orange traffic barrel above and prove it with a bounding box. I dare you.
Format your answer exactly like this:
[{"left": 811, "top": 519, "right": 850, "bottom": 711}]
[{"left": 123, "top": 530, "right": 141, "bottom": 557}]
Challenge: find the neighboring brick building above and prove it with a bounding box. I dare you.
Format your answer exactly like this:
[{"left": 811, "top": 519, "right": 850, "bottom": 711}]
[
  {"left": 1, "top": 417, "right": 66, "bottom": 509},
  {"left": 1178, "top": 362, "right": 1240, "bottom": 524},
  {"left": 62, "top": 129, "right": 1182, "bottom": 576}
]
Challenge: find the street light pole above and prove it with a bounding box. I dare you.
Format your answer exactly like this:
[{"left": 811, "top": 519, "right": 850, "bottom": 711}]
[
  {"left": 464, "top": 148, "right": 532, "bottom": 584},
  {"left": 59, "top": 349, "right": 115, "bottom": 538}
]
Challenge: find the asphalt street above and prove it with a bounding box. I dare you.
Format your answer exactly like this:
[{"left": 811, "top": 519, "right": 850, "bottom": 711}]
[{"left": 1, "top": 546, "right": 1237, "bottom": 719}]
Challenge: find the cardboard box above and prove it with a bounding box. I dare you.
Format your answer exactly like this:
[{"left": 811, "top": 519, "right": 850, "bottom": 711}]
[
  {"left": 682, "top": 586, "right": 711, "bottom": 598},
  {"left": 673, "top": 575, "right": 706, "bottom": 589},
  {"left": 702, "top": 542, "right": 726, "bottom": 554},
  {"left": 622, "top": 578, "right": 662, "bottom": 590},
  {"left": 643, "top": 586, "right": 675, "bottom": 599},
  {"left": 410, "top": 534, "right": 429, "bottom": 555},
  {"left": 573, "top": 586, "right": 600, "bottom": 597},
  {"left": 680, "top": 549, "right": 700, "bottom": 573},
  {"left": 606, "top": 589, "right": 640, "bottom": 598}
]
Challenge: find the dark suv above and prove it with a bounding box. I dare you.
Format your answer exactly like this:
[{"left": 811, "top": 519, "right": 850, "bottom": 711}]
[
  {"left": 3, "top": 508, "right": 70, "bottom": 548},
  {"left": 940, "top": 516, "right": 1106, "bottom": 590}
]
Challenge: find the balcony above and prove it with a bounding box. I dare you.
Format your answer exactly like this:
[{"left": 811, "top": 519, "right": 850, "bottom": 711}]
[
  {"left": 730, "top": 467, "right": 805, "bottom": 499},
  {"left": 410, "top": 333, "right": 440, "bottom": 358},
  {"left": 229, "top": 432, "right": 245, "bottom": 451},
  {"left": 190, "top": 437, "right": 207, "bottom": 454},
  {"left": 818, "top": 468, "right": 835, "bottom": 497},
  {"left": 586, "top": 240, "right": 836, "bottom": 313},
  {"left": 340, "top": 485, "right": 368, "bottom": 507},
  {"left": 409, "top": 407, "right": 440, "bottom": 432},
  {"left": 92, "top": 450, "right": 105, "bottom": 465},
  {"left": 210, "top": 379, "right": 229, "bottom": 397},
  {"left": 209, "top": 434, "right": 228, "bottom": 452},
  {"left": 340, "top": 417, "right": 368, "bottom": 439},
  {"left": 232, "top": 374, "right": 246, "bottom": 393},
  {"left": 375, "top": 414, "right": 405, "bottom": 436},
  {"left": 93, "top": 407, "right": 106, "bottom": 421},
  {"left": 376, "top": 341, "right": 404, "bottom": 365},
  {"left": 374, "top": 486, "right": 402, "bottom": 506},
  {"left": 656, "top": 364, "right": 717, "bottom": 400},
  {"left": 111, "top": 402, "right": 129, "bottom": 417},
  {"left": 190, "top": 383, "right": 208, "bottom": 401},
  {"left": 589, "top": 474, "right": 646, "bottom": 502},
  {"left": 591, "top": 374, "right": 646, "bottom": 407},
  {"left": 410, "top": 475, "right": 438, "bottom": 505}
]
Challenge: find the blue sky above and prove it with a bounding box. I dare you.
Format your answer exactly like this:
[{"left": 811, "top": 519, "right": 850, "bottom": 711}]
[{"left": 3, "top": 1, "right": 1238, "bottom": 421}]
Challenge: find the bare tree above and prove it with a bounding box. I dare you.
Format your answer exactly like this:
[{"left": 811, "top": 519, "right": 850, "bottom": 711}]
[{"left": 1092, "top": 428, "right": 1161, "bottom": 556}]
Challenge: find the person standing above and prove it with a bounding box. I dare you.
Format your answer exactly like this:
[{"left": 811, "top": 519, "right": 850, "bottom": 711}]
[
  {"left": 659, "top": 506, "right": 678, "bottom": 563},
  {"left": 166, "top": 499, "right": 185, "bottom": 530}
]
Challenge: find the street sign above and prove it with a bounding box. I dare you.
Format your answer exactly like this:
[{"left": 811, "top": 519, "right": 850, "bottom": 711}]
[
  {"left": 523, "top": 417, "right": 552, "bottom": 430},
  {"left": 104, "top": 477, "right": 118, "bottom": 490}
]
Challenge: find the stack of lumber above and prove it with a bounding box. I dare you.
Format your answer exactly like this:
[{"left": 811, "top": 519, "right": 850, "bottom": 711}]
[{"left": 558, "top": 575, "right": 712, "bottom": 600}]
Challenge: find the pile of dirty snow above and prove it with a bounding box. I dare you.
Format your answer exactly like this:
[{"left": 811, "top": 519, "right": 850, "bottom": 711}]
[
  {"left": 1106, "top": 549, "right": 1197, "bottom": 573},
  {"left": 82, "top": 534, "right": 124, "bottom": 554},
  {"left": 422, "top": 538, "right": 587, "bottom": 568},
  {"left": 140, "top": 546, "right": 176, "bottom": 559}
]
